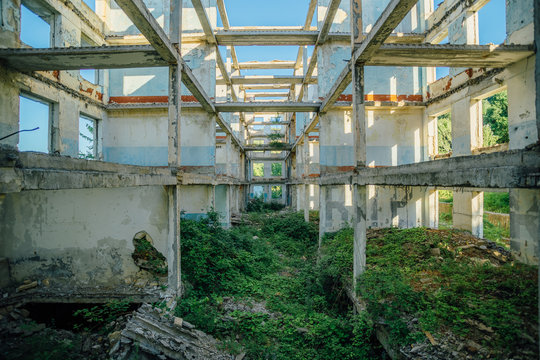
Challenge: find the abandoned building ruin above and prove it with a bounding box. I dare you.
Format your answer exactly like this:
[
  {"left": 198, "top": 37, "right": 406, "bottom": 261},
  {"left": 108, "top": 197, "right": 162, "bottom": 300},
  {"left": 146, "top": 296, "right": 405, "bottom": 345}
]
[{"left": 0, "top": 0, "right": 539, "bottom": 355}]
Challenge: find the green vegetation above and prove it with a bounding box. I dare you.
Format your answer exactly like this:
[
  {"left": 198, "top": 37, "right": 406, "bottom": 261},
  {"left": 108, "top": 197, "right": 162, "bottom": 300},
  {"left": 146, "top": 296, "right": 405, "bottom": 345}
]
[
  {"left": 175, "top": 212, "right": 383, "bottom": 359},
  {"left": 438, "top": 190, "right": 453, "bottom": 203},
  {"left": 271, "top": 185, "right": 282, "bottom": 199},
  {"left": 484, "top": 192, "right": 510, "bottom": 213},
  {"left": 320, "top": 227, "right": 538, "bottom": 357},
  {"left": 483, "top": 91, "right": 509, "bottom": 145},
  {"left": 438, "top": 91, "right": 509, "bottom": 151},
  {"left": 246, "top": 197, "right": 285, "bottom": 212},
  {"left": 437, "top": 113, "right": 452, "bottom": 154},
  {"left": 4, "top": 328, "right": 87, "bottom": 360},
  {"left": 268, "top": 133, "right": 284, "bottom": 142},
  {"left": 253, "top": 163, "right": 264, "bottom": 177},
  {"left": 437, "top": 191, "right": 510, "bottom": 245},
  {"left": 73, "top": 299, "right": 132, "bottom": 333},
  {"left": 271, "top": 162, "right": 282, "bottom": 177}
]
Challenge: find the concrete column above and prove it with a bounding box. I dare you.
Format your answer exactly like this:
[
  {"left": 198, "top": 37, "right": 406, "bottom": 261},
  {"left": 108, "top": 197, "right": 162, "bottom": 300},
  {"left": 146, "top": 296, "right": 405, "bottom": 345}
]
[
  {"left": 509, "top": 189, "right": 539, "bottom": 265},
  {"left": 351, "top": 0, "right": 368, "bottom": 284},
  {"left": 168, "top": 65, "right": 181, "bottom": 166},
  {"left": 225, "top": 135, "right": 232, "bottom": 176},
  {"left": 180, "top": 0, "right": 216, "bottom": 175},
  {"left": 453, "top": 189, "right": 483, "bottom": 238},
  {"left": 451, "top": 96, "right": 483, "bottom": 156},
  {"left": 507, "top": 57, "right": 538, "bottom": 150},
  {"left": 167, "top": 185, "right": 181, "bottom": 295},
  {"left": 353, "top": 185, "right": 367, "bottom": 286},
  {"left": 448, "top": 9, "right": 478, "bottom": 76},
  {"left": 303, "top": 138, "right": 310, "bottom": 222},
  {"left": 215, "top": 184, "right": 230, "bottom": 227}
]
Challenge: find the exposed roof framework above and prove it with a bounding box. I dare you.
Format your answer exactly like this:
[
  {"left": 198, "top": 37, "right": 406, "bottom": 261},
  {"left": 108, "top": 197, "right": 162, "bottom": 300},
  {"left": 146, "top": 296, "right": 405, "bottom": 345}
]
[{"left": 0, "top": 0, "right": 533, "bottom": 155}]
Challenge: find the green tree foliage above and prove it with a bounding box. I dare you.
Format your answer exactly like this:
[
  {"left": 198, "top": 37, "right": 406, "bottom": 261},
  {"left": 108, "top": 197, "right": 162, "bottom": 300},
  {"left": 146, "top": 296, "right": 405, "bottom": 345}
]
[
  {"left": 253, "top": 163, "right": 264, "bottom": 177},
  {"left": 271, "top": 162, "right": 282, "bottom": 176},
  {"left": 78, "top": 121, "right": 95, "bottom": 160},
  {"left": 482, "top": 91, "right": 509, "bottom": 145},
  {"left": 437, "top": 113, "right": 452, "bottom": 154},
  {"left": 271, "top": 185, "right": 282, "bottom": 199}
]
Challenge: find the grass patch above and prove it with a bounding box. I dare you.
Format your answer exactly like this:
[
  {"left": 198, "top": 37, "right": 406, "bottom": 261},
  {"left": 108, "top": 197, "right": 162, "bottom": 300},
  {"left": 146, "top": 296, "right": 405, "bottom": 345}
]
[{"left": 484, "top": 192, "right": 510, "bottom": 213}]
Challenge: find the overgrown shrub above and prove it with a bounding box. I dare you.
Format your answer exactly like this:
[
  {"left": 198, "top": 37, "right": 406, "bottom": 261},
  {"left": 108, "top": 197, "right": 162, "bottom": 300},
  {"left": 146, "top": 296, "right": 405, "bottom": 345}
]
[
  {"left": 180, "top": 211, "right": 277, "bottom": 296},
  {"left": 246, "top": 197, "right": 285, "bottom": 212}
]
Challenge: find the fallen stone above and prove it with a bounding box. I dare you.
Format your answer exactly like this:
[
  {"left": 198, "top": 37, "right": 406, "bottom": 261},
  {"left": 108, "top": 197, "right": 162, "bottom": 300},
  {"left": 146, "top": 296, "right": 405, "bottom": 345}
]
[
  {"left": 430, "top": 248, "right": 441, "bottom": 256},
  {"left": 173, "top": 317, "right": 183, "bottom": 328},
  {"left": 296, "top": 327, "right": 308, "bottom": 335},
  {"left": 42, "top": 278, "right": 50, "bottom": 287},
  {"left": 466, "top": 340, "right": 481, "bottom": 353},
  {"left": 19, "top": 309, "right": 30, "bottom": 318},
  {"left": 17, "top": 281, "right": 37, "bottom": 292},
  {"left": 410, "top": 344, "right": 426, "bottom": 353},
  {"left": 236, "top": 352, "right": 246, "bottom": 360},
  {"left": 117, "top": 304, "right": 234, "bottom": 359},
  {"left": 109, "top": 331, "right": 121, "bottom": 344}
]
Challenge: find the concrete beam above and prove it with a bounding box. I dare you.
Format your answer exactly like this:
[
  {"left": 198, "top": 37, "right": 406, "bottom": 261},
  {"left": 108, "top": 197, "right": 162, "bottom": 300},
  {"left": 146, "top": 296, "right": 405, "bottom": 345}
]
[
  {"left": 214, "top": 31, "right": 424, "bottom": 46},
  {"left": 368, "top": 44, "right": 534, "bottom": 68},
  {"left": 216, "top": 113, "right": 244, "bottom": 151},
  {"left": 191, "top": 0, "right": 237, "bottom": 101},
  {"left": 296, "top": 0, "right": 341, "bottom": 101},
  {"left": 215, "top": 30, "right": 344, "bottom": 45},
  {"left": 315, "top": 148, "right": 540, "bottom": 189},
  {"left": 0, "top": 46, "right": 166, "bottom": 71},
  {"left": 247, "top": 92, "right": 290, "bottom": 98},
  {"left": 180, "top": 58, "right": 216, "bottom": 113},
  {"left": 353, "top": 0, "right": 418, "bottom": 64},
  {"left": 244, "top": 145, "right": 292, "bottom": 151},
  {"left": 115, "top": 0, "right": 178, "bottom": 63},
  {"left": 320, "top": 0, "right": 420, "bottom": 113},
  {"left": 215, "top": 101, "right": 321, "bottom": 112},
  {"left": 0, "top": 147, "right": 176, "bottom": 193},
  {"left": 238, "top": 61, "right": 297, "bottom": 69},
  {"left": 223, "top": 76, "right": 316, "bottom": 85},
  {"left": 242, "top": 84, "right": 292, "bottom": 90},
  {"left": 318, "top": 0, "right": 342, "bottom": 45}
]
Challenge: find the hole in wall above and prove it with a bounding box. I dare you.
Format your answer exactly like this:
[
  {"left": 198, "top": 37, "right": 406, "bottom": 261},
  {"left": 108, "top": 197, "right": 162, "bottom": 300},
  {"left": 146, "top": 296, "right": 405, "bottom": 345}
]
[{"left": 132, "top": 231, "right": 167, "bottom": 277}]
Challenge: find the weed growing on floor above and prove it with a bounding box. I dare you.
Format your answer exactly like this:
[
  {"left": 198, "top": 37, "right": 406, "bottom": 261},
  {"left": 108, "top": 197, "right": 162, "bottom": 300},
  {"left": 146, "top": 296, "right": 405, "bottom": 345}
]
[
  {"left": 73, "top": 298, "right": 131, "bottom": 332},
  {"left": 175, "top": 211, "right": 384, "bottom": 359},
  {"left": 319, "top": 227, "right": 538, "bottom": 356}
]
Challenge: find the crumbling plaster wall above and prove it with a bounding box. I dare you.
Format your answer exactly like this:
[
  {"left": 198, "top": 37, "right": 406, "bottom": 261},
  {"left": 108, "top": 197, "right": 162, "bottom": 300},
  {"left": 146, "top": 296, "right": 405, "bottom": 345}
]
[{"left": 0, "top": 185, "right": 170, "bottom": 287}]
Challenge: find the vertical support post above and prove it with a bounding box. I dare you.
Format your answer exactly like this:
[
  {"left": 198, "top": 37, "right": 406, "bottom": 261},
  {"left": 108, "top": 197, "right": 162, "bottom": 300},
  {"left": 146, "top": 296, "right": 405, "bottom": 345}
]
[
  {"left": 225, "top": 135, "right": 232, "bottom": 176},
  {"left": 170, "top": 0, "right": 182, "bottom": 46},
  {"left": 169, "top": 0, "right": 182, "bottom": 166},
  {"left": 509, "top": 189, "right": 539, "bottom": 265},
  {"left": 168, "top": 65, "right": 181, "bottom": 166},
  {"left": 453, "top": 189, "right": 483, "bottom": 238},
  {"left": 303, "top": 137, "right": 310, "bottom": 222},
  {"left": 353, "top": 185, "right": 367, "bottom": 288},
  {"left": 167, "top": 0, "right": 182, "bottom": 296},
  {"left": 167, "top": 185, "right": 181, "bottom": 295},
  {"left": 351, "top": 0, "right": 367, "bottom": 286}
]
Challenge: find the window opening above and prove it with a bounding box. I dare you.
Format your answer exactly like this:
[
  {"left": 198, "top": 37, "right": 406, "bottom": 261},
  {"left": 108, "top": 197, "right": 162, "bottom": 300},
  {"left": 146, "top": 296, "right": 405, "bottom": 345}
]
[
  {"left": 18, "top": 94, "right": 50, "bottom": 153},
  {"left": 20, "top": 4, "right": 51, "bottom": 48},
  {"left": 271, "top": 186, "right": 282, "bottom": 199},
  {"left": 253, "top": 163, "right": 264, "bottom": 177},
  {"left": 79, "top": 114, "right": 97, "bottom": 159}
]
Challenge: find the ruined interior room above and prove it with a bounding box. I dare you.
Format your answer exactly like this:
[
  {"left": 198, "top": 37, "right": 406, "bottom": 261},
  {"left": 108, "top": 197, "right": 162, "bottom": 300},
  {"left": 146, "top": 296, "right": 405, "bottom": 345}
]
[{"left": 0, "top": 0, "right": 539, "bottom": 358}]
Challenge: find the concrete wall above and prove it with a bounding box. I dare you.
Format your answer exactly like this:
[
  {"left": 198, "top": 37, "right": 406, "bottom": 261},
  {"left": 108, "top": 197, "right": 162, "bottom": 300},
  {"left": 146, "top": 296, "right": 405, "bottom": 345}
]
[
  {"left": 104, "top": 109, "right": 168, "bottom": 166},
  {"left": 179, "top": 185, "right": 214, "bottom": 220},
  {"left": 0, "top": 186, "right": 169, "bottom": 287}
]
